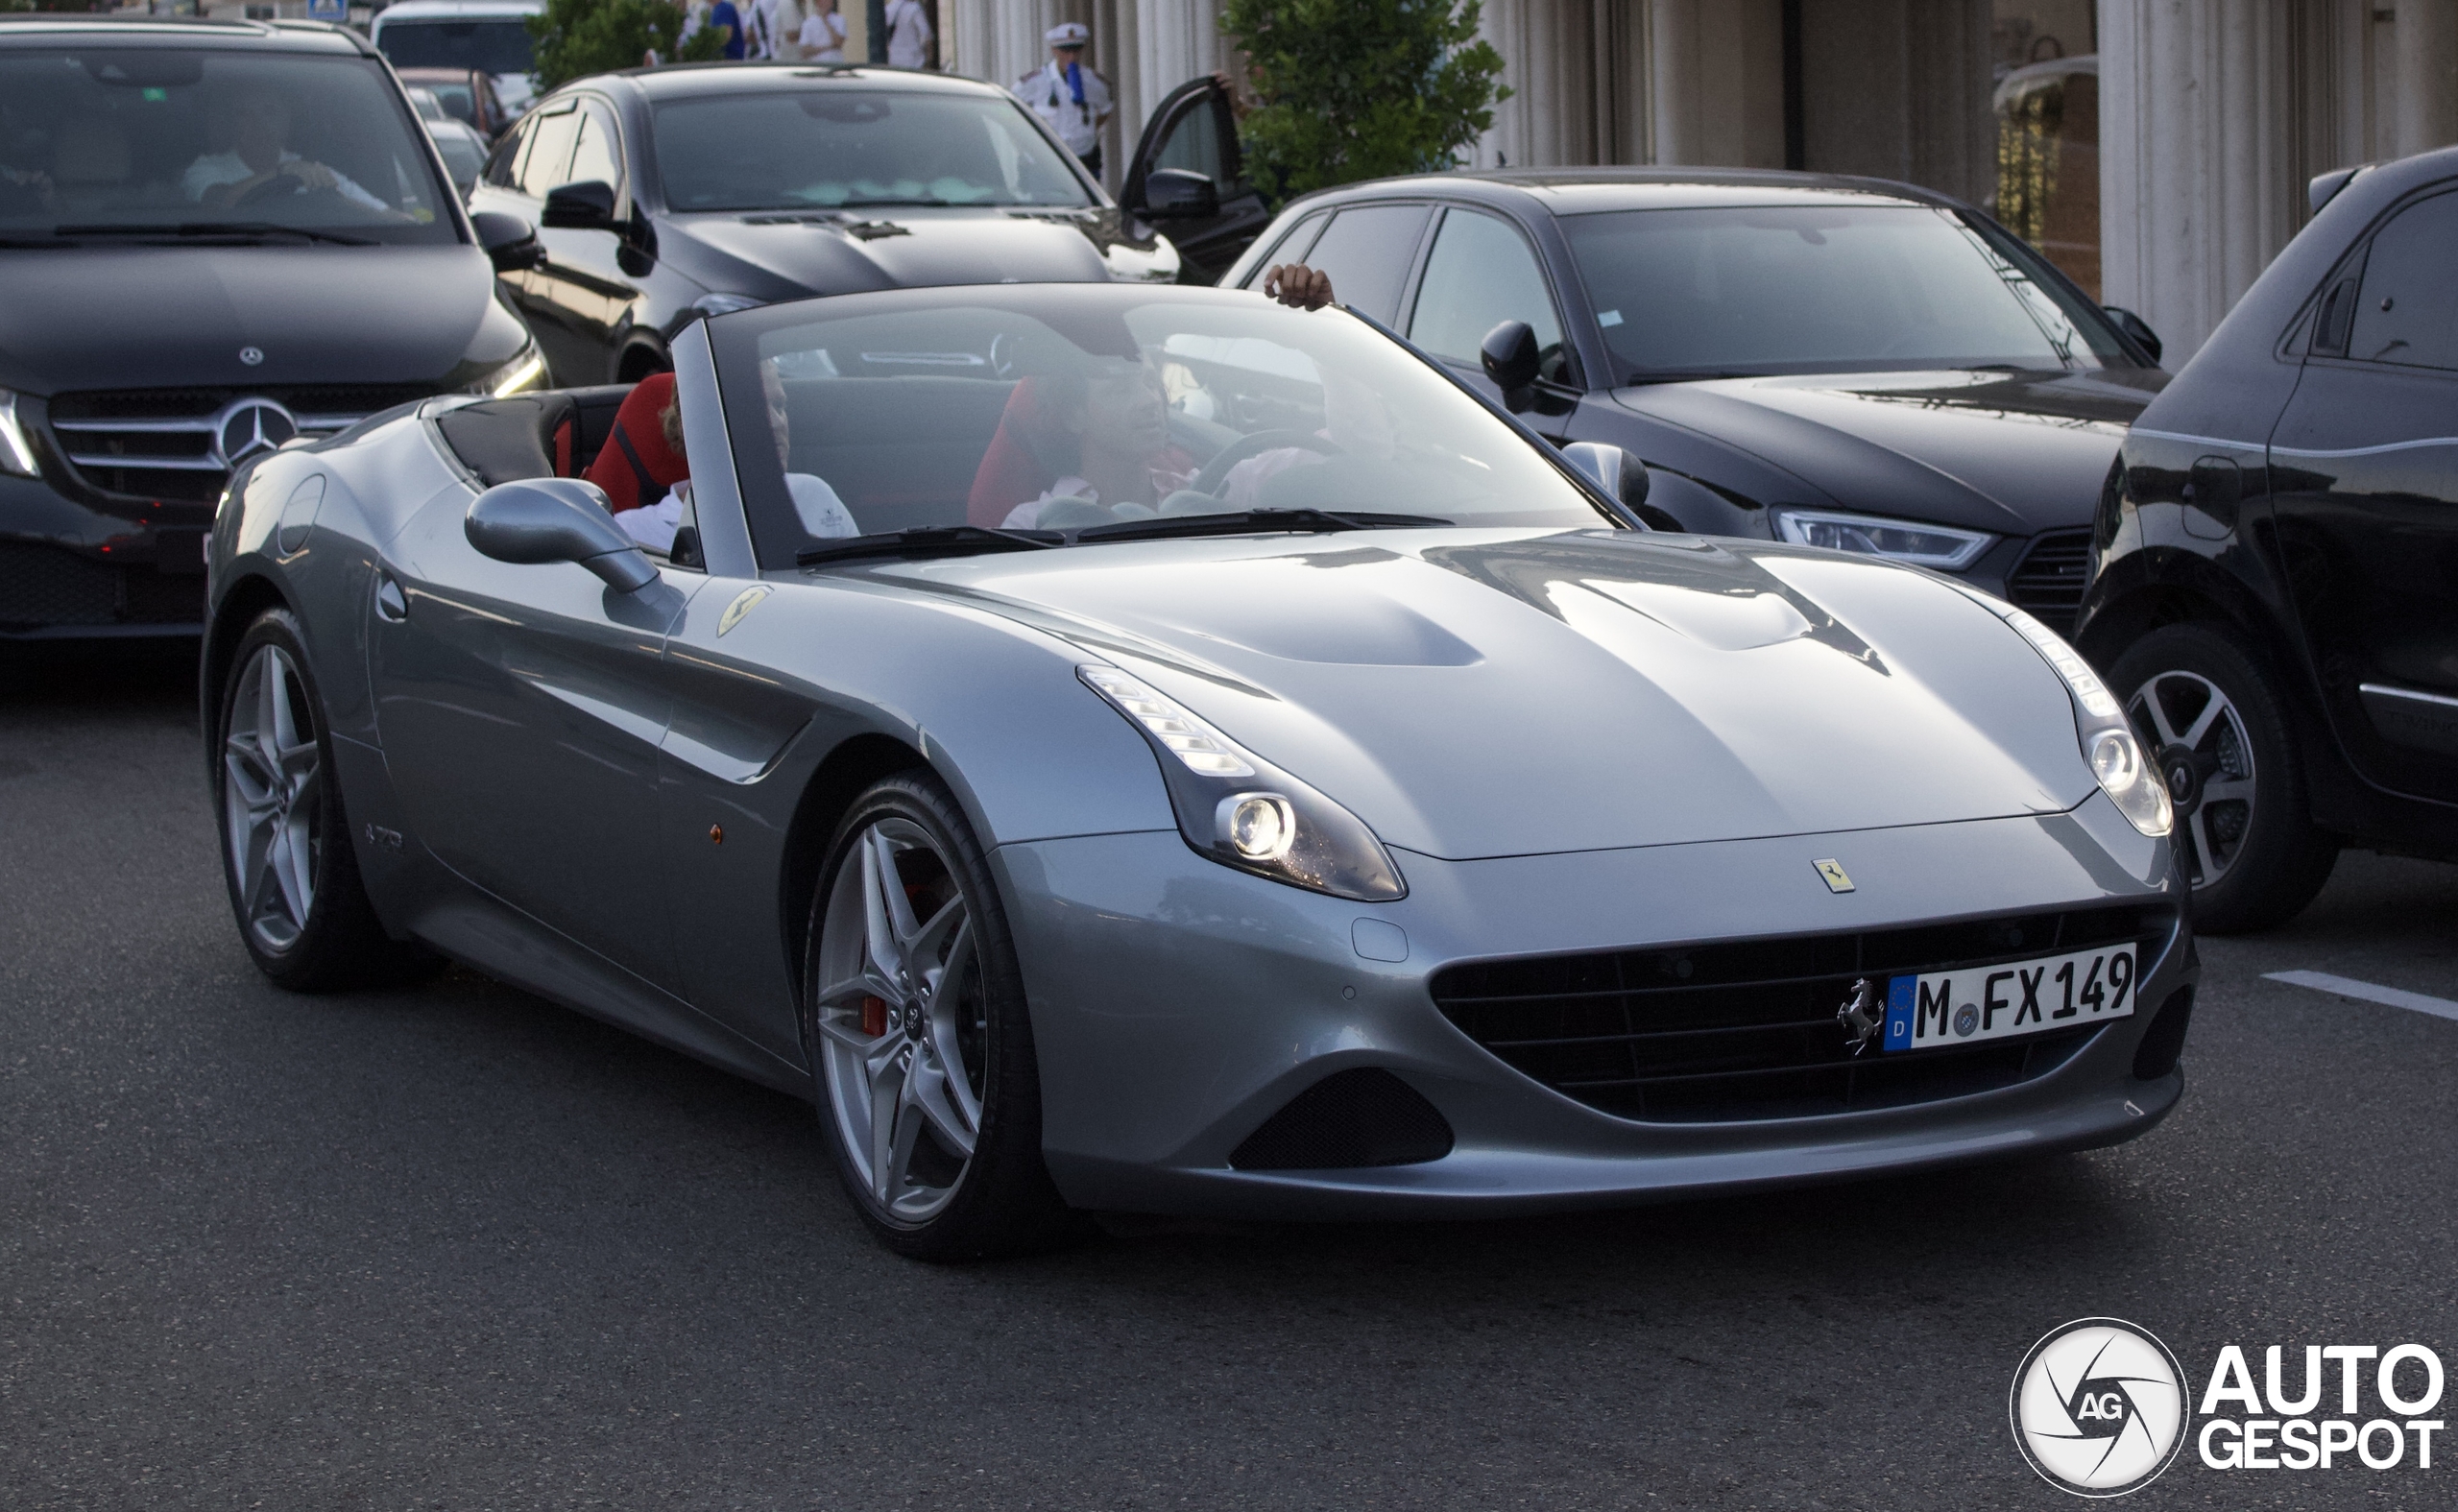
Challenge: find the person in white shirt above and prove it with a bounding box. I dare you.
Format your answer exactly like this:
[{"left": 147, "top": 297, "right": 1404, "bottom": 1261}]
[
  {"left": 182, "top": 89, "right": 389, "bottom": 214},
  {"left": 797, "top": 0, "right": 847, "bottom": 62},
  {"left": 617, "top": 368, "right": 857, "bottom": 553},
  {"left": 1013, "top": 21, "right": 1110, "bottom": 173},
  {"left": 880, "top": 0, "right": 932, "bottom": 69},
  {"left": 761, "top": 0, "right": 807, "bottom": 62}
]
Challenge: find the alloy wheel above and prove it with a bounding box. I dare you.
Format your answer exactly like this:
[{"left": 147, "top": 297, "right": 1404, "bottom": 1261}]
[
  {"left": 812, "top": 817, "right": 988, "bottom": 1224},
  {"left": 2130, "top": 668, "right": 2255, "bottom": 888},
  {"left": 222, "top": 642, "right": 323, "bottom": 953}
]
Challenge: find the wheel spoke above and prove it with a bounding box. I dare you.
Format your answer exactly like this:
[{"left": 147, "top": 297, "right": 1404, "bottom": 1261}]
[
  {"left": 238, "top": 816, "right": 276, "bottom": 920},
  {"left": 904, "top": 893, "right": 964, "bottom": 972},
  {"left": 859, "top": 835, "right": 906, "bottom": 984},
  {"left": 265, "top": 651, "right": 301, "bottom": 754},
  {"left": 812, "top": 970, "right": 899, "bottom": 1012},
  {"left": 2188, "top": 808, "right": 2226, "bottom": 881},
  {"left": 2201, "top": 777, "right": 2254, "bottom": 806},
  {"left": 2180, "top": 691, "right": 2228, "bottom": 751},
  {"left": 905, "top": 1057, "right": 977, "bottom": 1158},
  {"left": 877, "top": 1071, "right": 922, "bottom": 1205},
  {"left": 224, "top": 735, "right": 277, "bottom": 800},
  {"left": 2134, "top": 682, "right": 2183, "bottom": 746},
  {"left": 267, "top": 819, "right": 311, "bottom": 927}
]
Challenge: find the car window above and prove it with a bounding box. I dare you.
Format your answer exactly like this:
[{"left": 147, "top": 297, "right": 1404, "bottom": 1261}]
[
  {"left": 2348, "top": 189, "right": 2458, "bottom": 372},
  {"left": 566, "top": 106, "right": 620, "bottom": 194},
  {"left": 707, "top": 287, "right": 1616, "bottom": 568},
  {"left": 1410, "top": 208, "right": 1565, "bottom": 373},
  {"left": 0, "top": 46, "right": 456, "bottom": 244},
  {"left": 481, "top": 114, "right": 525, "bottom": 187},
  {"left": 1238, "top": 210, "right": 1329, "bottom": 288},
  {"left": 1297, "top": 204, "right": 1433, "bottom": 324},
  {"left": 1150, "top": 96, "right": 1228, "bottom": 187},
  {"left": 516, "top": 107, "right": 580, "bottom": 199},
  {"left": 375, "top": 18, "right": 535, "bottom": 77},
  {"left": 652, "top": 90, "right": 1092, "bottom": 210},
  {"left": 1562, "top": 204, "right": 2130, "bottom": 377}
]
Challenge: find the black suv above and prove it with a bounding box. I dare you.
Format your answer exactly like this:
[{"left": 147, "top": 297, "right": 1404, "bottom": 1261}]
[
  {"left": 0, "top": 16, "right": 542, "bottom": 637},
  {"left": 2077, "top": 144, "right": 2458, "bottom": 931}
]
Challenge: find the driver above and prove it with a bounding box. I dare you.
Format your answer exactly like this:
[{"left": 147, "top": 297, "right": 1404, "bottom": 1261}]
[
  {"left": 182, "top": 87, "right": 389, "bottom": 212},
  {"left": 998, "top": 357, "right": 1195, "bottom": 527}
]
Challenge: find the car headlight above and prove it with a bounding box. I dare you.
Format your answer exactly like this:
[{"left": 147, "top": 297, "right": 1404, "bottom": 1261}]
[
  {"left": 0, "top": 390, "right": 42, "bottom": 478},
  {"left": 1965, "top": 597, "right": 2173, "bottom": 838},
  {"left": 1774, "top": 508, "right": 1993, "bottom": 570},
  {"left": 470, "top": 342, "right": 546, "bottom": 397},
  {"left": 1078, "top": 664, "right": 1407, "bottom": 901}
]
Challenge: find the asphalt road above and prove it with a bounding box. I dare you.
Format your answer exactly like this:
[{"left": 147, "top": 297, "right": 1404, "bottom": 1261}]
[{"left": 5, "top": 639, "right": 2455, "bottom": 1511}]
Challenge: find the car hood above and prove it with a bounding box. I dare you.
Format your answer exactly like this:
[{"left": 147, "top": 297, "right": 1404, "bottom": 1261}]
[
  {"left": 883, "top": 530, "right": 2097, "bottom": 861},
  {"left": 1612, "top": 369, "right": 2166, "bottom": 536},
  {"left": 662, "top": 205, "right": 1174, "bottom": 298},
  {"left": 0, "top": 244, "right": 500, "bottom": 396}
]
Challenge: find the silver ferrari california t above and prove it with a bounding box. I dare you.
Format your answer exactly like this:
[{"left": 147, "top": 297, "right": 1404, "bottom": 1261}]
[{"left": 202, "top": 282, "right": 2194, "bottom": 1259}]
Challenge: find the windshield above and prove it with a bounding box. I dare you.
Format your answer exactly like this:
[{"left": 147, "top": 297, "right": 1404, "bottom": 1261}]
[
  {"left": 711, "top": 287, "right": 1613, "bottom": 567},
  {"left": 1562, "top": 204, "right": 2131, "bottom": 379},
  {"left": 375, "top": 19, "right": 534, "bottom": 77},
  {"left": 0, "top": 49, "right": 456, "bottom": 244},
  {"left": 653, "top": 90, "right": 1093, "bottom": 211}
]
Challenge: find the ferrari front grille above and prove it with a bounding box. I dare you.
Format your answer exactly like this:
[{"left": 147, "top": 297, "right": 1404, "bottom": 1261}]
[{"left": 1432, "top": 903, "right": 2174, "bottom": 1124}]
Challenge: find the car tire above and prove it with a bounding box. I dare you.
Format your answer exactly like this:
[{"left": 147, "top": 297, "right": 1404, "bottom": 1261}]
[
  {"left": 803, "top": 770, "right": 1085, "bottom": 1261},
  {"left": 2109, "top": 622, "right": 2338, "bottom": 934},
  {"left": 213, "top": 607, "right": 442, "bottom": 991}
]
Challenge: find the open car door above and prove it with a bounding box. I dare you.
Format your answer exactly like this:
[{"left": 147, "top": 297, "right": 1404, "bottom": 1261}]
[{"left": 1120, "top": 75, "right": 1271, "bottom": 286}]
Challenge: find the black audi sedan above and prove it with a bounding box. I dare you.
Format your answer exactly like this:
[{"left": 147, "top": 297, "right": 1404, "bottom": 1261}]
[
  {"left": 2077, "top": 144, "right": 2458, "bottom": 933},
  {"left": 0, "top": 16, "right": 543, "bottom": 636},
  {"left": 1220, "top": 170, "right": 2169, "bottom": 630},
  {"left": 469, "top": 63, "right": 1265, "bottom": 388}
]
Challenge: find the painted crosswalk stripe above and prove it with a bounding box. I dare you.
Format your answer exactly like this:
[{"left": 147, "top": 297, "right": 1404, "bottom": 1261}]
[{"left": 2263, "top": 970, "right": 2458, "bottom": 1023}]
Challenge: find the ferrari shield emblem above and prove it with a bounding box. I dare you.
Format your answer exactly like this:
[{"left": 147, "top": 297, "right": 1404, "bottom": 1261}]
[
  {"left": 717, "top": 585, "right": 772, "bottom": 636},
  {"left": 1814, "top": 858, "right": 1854, "bottom": 894}
]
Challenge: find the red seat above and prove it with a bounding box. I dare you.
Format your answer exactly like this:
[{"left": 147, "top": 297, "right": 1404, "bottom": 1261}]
[
  {"left": 581, "top": 372, "right": 687, "bottom": 514},
  {"left": 966, "top": 377, "right": 1067, "bottom": 527}
]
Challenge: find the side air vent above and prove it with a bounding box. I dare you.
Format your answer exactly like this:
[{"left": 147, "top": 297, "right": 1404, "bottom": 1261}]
[
  {"left": 1229, "top": 1068, "right": 1455, "bottom": 1171},
  {"left": 2133, "top": 986, "right": 2195, "bottom": 1080},
  {"left": 2005, "top": 528, "right": 2094, "bottom": 636}
]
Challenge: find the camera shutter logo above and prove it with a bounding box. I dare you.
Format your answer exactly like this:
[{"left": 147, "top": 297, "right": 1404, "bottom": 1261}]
[{"left": 2011, "top": 1317, "right": 2189, "bottom": 1496}]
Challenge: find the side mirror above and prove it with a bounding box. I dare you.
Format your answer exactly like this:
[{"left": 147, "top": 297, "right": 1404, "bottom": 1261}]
[
  {"left": 542, "top": 179, "right": 616, "bottom": 230},
  {"left": 2102, "top": 305, "right": 2162, "bottom": 364},
  {"left": 470, "top": 209, "right": 542, "bottom": 273},
  {"left": 1140, "top": 167, "right": 1219, "bottom": 219},
  {"left": 1559, "top": 441, "right": 1651, "bottom": 513},
  {"left": 466, "top": 477, "right": 659, "bottom": 591},
  {"left": 1481, "top": 320, "right": 1540, "bottom": 412}
]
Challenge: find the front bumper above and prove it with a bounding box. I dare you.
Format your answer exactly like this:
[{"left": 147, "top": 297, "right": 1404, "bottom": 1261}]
[
  {"left": 0, "top": 470, "right": 208, "bottom": 637},
  {"left": 996, "top": 792, "right": 2192, "bottom": 1219}
]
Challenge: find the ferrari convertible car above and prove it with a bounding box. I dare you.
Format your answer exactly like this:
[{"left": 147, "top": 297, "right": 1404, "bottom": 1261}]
[{"left": 202, "top": 282, "right": 2195, "bottom": 1259}]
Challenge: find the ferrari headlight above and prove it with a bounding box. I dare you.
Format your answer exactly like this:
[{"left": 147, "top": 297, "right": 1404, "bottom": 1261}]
[
  {"left": 1966, "top": 598, "right": 2172, "bottom": 838},
  {"left": 1079, "top": 664, "right": 1407, "bottom": 901},
  {"left": 0, "top": 390, "right": 42, "bottom": 478},
  {"left": 1775, "top": 508, "right": 1993, "bottom": 570}
]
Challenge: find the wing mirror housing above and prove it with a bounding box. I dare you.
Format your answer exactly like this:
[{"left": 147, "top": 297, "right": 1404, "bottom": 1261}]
[
  {"left": 1139, "top": 167, "right": 1219, "bottom": 219},
  {"left": 470, "top": 209, "right": 543, "bottom": 273},
  {"left": 2102, "top": 304, "right": 2162, "bottom": 364},
  {"left": 1559, "top": 441, "right": 1651, "bottom": 513},
  {"left": 541, "top": 179, "right": 616, "bottom": 230},
  {"left": 1481, "top": 320, "right": 1540, "bottom": 412},
  {"left": 466, "top": 477, "right": 659, "bottom": 591}
]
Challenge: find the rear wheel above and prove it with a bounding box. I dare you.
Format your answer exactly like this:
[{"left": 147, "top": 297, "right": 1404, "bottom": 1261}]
[
  {"left": 803, "top": 771, "right": 1081, "bottom": 1260},
  {"left": 214, "top": 608, "right": 438, "bottom": 991},
  {"left": 2109, "top": 622, "right": 2337, "bottom": 933}
]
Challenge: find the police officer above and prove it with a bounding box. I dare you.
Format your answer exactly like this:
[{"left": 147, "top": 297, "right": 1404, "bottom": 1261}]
[{"left": 1014, "top": 22, "right": 1112, "bottom": 175}]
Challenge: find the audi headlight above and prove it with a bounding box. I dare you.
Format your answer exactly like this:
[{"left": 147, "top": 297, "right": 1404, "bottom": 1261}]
[
  {"left": 1775, "top": 508, "right": 1993, "bottom": 570},
  {"left": 1079, "top": 664, "right": 1407, "bottom": 901},
  {"left": 1965, "top": 597, "right": 2172, "bottom": 838},
  {"left": 0, "top": 390, "right": 42, "bottom": 478},
  {"left": 472, "top": 342, "right": 547, "bottom": 397}
]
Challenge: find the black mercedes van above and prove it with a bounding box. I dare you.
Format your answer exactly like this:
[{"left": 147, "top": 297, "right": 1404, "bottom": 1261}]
[{"left": 0, "top": 16, "right": 542, "bottom": 636}]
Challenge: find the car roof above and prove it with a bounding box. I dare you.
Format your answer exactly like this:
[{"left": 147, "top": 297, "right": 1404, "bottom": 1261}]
[
  {"left": 0, "top": 15, "right": 372, "bottom": 54},
  {"left": 1281, "top": 167, "right": 1960, "bottom": 218},
  {"left": 604, "top": 60, "right": 1018, "bottom": 102},
  {"left": 373, "top": 0, "right": 543, "bottom": 19}
]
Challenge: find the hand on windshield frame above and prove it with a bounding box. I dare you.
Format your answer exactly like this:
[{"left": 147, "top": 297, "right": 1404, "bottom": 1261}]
[{"left": 1263, "top": 263, "right": 1335, "bottom": 311}]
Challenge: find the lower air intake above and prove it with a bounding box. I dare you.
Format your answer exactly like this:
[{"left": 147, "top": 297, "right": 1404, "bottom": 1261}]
[{"left": 1229, "top": 1068, "right": 1455, "bottom": 1171}]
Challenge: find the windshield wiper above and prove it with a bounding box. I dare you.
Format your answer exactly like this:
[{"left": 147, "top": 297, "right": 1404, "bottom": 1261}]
[
  {"left": 53, "top": 222, "right": 374, "bottom": 246},
  {"left": 798, "top": 525, "right": 1061, "bottom": 566},
  {"left": 1073, "top": 508, "right": 1453, "bottom": 544}
]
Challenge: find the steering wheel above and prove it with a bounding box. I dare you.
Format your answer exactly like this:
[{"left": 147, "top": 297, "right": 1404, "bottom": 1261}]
[
  {"left": 1191, "top": 428, "right": 1344, "bottom": 497},
  {"left": 234, "top": 172, "right": 310, "bottom": 209}
]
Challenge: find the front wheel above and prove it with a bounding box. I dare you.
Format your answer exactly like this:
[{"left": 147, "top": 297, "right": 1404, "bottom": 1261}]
[
  {"left": 2109, "top": 622, "right": 2337, "bottom": 933},
  {"left": 803, "top": 771, "right": 1081, "bottom": 1260}
]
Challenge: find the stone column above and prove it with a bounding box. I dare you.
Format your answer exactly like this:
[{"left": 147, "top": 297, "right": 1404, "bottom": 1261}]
[
  {"left": 2395, "top": 0, "right": 2458, "bottom": 157},
  {"left": 1649, "top": 0, "right": 1785, "bottom": 168}
]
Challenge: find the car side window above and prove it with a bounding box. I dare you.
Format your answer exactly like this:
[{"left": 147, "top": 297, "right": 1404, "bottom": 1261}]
[
  {"left": 1238, "top": 210, "right": 1329, "bottom": 289},
  {"left": 1291, "top": 204, "right": 1434, "bottom": 324},
  {"left": 566, "top": 105, "right": 622, "bottom": 196},
  {"left": 2348, "top": 188, "right": 2458, "bottom": 372},
  {"left": 1409, "top": 208, "right": 1568, "bottom": 379},
  {"left": 516, "top": 106, "right": 581, "bottom": 201},
  {"left": 1151, "top": 96, "right": 1228, "bottom": 189},
  {"left": 482, "top": 113, "right": 528, "bottom": 189}
]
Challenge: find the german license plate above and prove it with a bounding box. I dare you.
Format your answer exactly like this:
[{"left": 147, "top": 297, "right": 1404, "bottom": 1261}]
[{"left": 1881, "top": 945, "right": 2137, "bottom": 1053}]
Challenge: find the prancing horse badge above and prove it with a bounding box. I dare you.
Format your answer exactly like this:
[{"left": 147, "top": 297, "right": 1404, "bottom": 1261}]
[
  {"left": 717, "top": 585, "right": 772, "bottom": 636},
  {"left": 1814, "top": 858, "right": 1854, "bottom": 894}
]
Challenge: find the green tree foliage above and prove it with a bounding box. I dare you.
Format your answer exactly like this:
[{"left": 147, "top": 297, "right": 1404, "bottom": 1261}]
[
  {"left": 528, "top": 0, "right": 724, "bottom": 94},
  {"left": 1220, "top": 0, "right": 1508, "bottom": 204}
]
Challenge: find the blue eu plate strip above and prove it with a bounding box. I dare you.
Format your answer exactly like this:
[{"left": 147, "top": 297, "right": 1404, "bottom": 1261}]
[{"left": 1883, "top": 974, "right": 1916, "bottom": 1050}]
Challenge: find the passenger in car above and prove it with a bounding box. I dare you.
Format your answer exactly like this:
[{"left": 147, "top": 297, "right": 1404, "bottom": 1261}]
[{"left": 183, "top": 86, "right": 389, "bottom": 213}]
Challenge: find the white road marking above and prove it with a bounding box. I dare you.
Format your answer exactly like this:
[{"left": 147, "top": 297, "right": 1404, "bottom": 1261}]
[{"left": 2264, "top": 970, "right": 2458, "bottom": 1023}]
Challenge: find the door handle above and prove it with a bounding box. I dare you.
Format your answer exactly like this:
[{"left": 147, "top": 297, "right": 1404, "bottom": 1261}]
[{"left": 375, "top": 569, "right": 409, "bottom": 623}]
